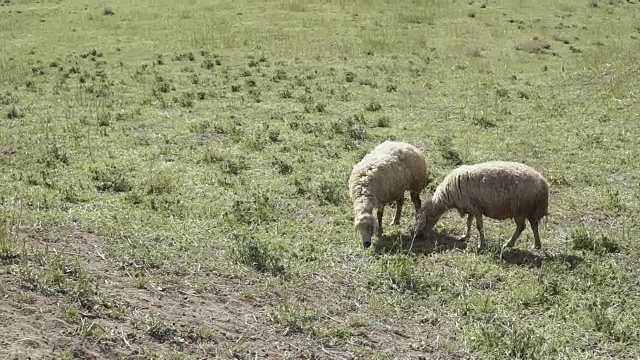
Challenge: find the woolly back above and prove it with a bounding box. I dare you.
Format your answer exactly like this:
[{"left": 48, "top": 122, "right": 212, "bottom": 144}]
[
  {"left": 433, "top": 161, "right": 549, "bottom": 220},
  {"left": 349, "top": 141, "right": 427, "bottom": 205}
]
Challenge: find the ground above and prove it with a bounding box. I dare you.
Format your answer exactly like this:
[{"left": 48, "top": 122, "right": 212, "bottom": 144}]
[{"left": 1, "top": 0, "right": 640, "bottom": 359}]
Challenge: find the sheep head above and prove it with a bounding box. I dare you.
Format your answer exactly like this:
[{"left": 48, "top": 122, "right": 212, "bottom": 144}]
[
  {"left": 354, "top": 212, "right": 378, "bottom": 248},
  {"left": 415, "top": 199, "right": 447, "bottom": 236}
]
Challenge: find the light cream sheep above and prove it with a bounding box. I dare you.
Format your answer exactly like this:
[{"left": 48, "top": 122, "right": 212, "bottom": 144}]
[
  {"left": 415, "top": 161, "right": 549, "bottom": 251},
  {"left": 349, "top": 140, "right": 430, "bottom": 248}
]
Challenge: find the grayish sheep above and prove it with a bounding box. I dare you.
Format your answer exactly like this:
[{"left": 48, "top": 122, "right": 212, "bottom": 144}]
[
  {"left": 349, "top": 141, "right": 430, "bottom": 248},
  {"left": 415, "top": 161, "right": 549, "bottom": 251}
]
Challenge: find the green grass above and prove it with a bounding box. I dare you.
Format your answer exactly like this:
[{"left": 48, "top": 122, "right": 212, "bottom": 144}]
[{"left": 1, "top": 0, "right": 640, "bottom": 358}]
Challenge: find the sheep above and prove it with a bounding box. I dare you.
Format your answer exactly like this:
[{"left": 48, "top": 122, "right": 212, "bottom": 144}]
[
  {"left": 349, "top": 140, "right": 430, "bottom": 248},
  {"left": 415, "top": 161, "right": 549, "bottom": 251}
]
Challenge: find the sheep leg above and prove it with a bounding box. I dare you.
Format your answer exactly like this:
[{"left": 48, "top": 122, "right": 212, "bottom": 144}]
[
  {"left": 476, "top": 214, "right": 486, "bottom": 250},
  {"left": 376, "top": 206, "right": 384, "bottom": 237},
  {"left": 392, "top": 198, "right": 404, "bottom": 225},
  {"left": 529, "top": 219, "right": 542, "bottom": 250},
  {"left": 502, "top": 218, "right": 526, "bottom": 250},
  {"left": 410, "top": 191, "right": 422, "bottom": 213},
  {"left": 460, "top": 214, "right": 474, "bottom": 242}
]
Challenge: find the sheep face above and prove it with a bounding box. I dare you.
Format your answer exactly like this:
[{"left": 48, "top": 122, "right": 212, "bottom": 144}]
[
  {"left": 415, "top": 200, "right": 447, "bottom": 236},
  {"left": 354, "top": 212, "right": 378, "bottom": 248}
]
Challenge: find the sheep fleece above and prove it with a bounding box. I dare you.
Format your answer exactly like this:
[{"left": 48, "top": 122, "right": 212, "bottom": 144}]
[
  {"left": 349, "top": 141, "right": 427, "bottom": 207},
  {"left": 431, "top": 161, "right": 549, "bottom": 220}
]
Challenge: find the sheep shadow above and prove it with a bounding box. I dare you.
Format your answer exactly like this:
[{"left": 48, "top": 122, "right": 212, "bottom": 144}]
[
  {"left": 372, "top": 229, "right": 467, "bottom": 255},
  {"left": 491, "top": 247, "right": 584, "bottom": 269}
]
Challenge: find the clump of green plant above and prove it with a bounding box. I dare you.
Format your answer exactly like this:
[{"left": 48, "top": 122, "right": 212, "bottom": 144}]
[
  {"left": 436, "top": 135, "right": 464, "bottom": 166},
  {"left": 272, "top": 158, "right": 293, "bottom": 175},
  {"left": 365, "top": 99, "right": 382, "bottom": 112},
  {"left": 90, "top": 164, "right": 132, "bottom": 193},
  {"left": 269, "top": 302, "right": 316, "bottom": 333},
  {"left": 41, "top": 144, "right": 70, "bottom": 167},
  {"left": 273, "top": 69, "right": 288, "bottom": 81},
  {"left": 6, "top": 105, "right": 23, "bottom": 119},
  {"left": 471, "top": 114, "right": 497, "bottom": 129},
  {"left": 345, "top": 71, "right": 357, "bottom": 83},
  {"left": 145, "top": 314, "right": 179, "bottom": 342},
  {"left": 143, "top": 173, "right": 176, "bottom": 195},
  {"left": 377, "top": 255, "right": 424, "bottom": 293},
  {"left": 155, "top": 75, "right": 175, "bottom": 93},
  {"left": 571, "top": 228, "right": 619, "bottom": 254},
  {"left": 0, "top": 91, "right": 18, "bottom": 105},
  {"left": 229, "top": 190, "right": 276, "bottom": 225},
  {"left": 375, "top": 115, "right": 391, "bottom": 128},
  {"left": 329, "top": 113, "right": 369, "bottom": 142},
  {"left": 471, "top": 319, "right": 546, "bottom": 359},
  {"left": 313, "top": 177, "right": 345, "bottom": 206},
  {"left": 228, "top": 232, "right": 287, "bottom": 278},
  {"left": 174, "top": 51, "right": 195, "bottom": 61}
]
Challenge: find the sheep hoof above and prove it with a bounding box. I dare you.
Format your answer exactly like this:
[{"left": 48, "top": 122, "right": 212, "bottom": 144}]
[
  {"left": 458, "top": 235, "right": 469, "bottom": 242},
  {"left": 363, "top": 241, "right": 372, "bottom": 248}
]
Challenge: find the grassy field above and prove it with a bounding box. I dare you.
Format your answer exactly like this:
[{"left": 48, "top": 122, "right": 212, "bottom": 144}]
[{"left": 1, "top": 0, "right": 639, "bottom": 358}]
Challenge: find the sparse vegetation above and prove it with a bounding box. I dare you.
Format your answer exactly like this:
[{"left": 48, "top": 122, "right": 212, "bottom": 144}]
[{"left": 0, "top": 0, "right": 639, "bottom": 358}]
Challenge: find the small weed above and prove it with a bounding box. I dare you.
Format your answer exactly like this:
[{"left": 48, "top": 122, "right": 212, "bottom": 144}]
[
  {"left": 6, "top": 105, "right": 23, "bottom": 119},
  {"left": 43, "top": 144, "right": 70, "bottom": 166},
  {"left": 228, "top": 233, "right": 287, "bottom": 277},
  {"left": 436, "top": 135, "right": 464, "bottom": 166},
  {"left": 0, "top": 220, "right": 19, "bottom": 261},
  {"left": 229, "top": 190, "right": 276, "bottom": 225},
  {"left": 280, "top": 89, "right": 292, "bottom": 98},
  {"left": 174, "top": 52, "right": 195, "bottom": 61},
  {"left": 248, "top": 88, "right": 262, "bottom": 103},
  {"left": 496, "top": 88, "right": 509, "bottom": 98},
  {"left": 231, "top": 84, "right": 241, "bottom": 92},
  {"left": 359, "top": 78, "right": 378, "bottom": 88},
  {"left": 365, "top": 100, "right": 382, "bottom": 112},
  {"left": 331, "top": 114, "right": 369, "bottom": 141},
  {"left": 201, "top": 58, "right": 216, "bottom": 70},
  {"left": 273, "top": 69, "right": 288, "bottom": 81},
  {"left": 314, "top": 178, "right": 344, "bottom": 206},
  {"left": 378, "top": 255, "right": 423, "bottom": 293},
  {"left": 268, "top": 129, "right": 281, "bottom": 143},
  {"left": 96, "top": 110, "right": 111, "bottom": 127},
  {"left": 270, "top": 303, "right": 315, "bottom": 333},
  {"left": 272, "top": 158, "right": 293, "bottom": 175},
  {"left": 90, "top": 164, "right": 132, "bottom": 193},
  {"left": 178, "top": 91, "right": 195, "bottom": 108},
  {"left": 345, "top": 71, "right": 357, "bottom": 83},
  {"left": 517, "top": 90, "right": 530, "bottom": 99},
  {"left": 146, "top": 315, "right": 178, "bottom": 341},
  {"left": 571, "top": 228, "right": 619, "bottom": 254},
  {"left": 79, "top": 318, "right": 106, "bottom": 339},
  {"left": 0, "top": 91, "right": 18, "bottom": 105},
  {"left": 144, "top": 174, "right": 176, "bottom": 195},
  {"left": 155, "top": 76, "right": 175, "bottom": 93},
  {"left": 471, "top": 115, "right": 497, "bottom": 129},
  {"left": 605, "top": 188, "right": 625, "bottom": 212},
  {"left": 62, "top": 304, "right": 80, "bottom": 324},
  {"left": 376, "top": 115, "right": 391, "bottom": 128}
]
